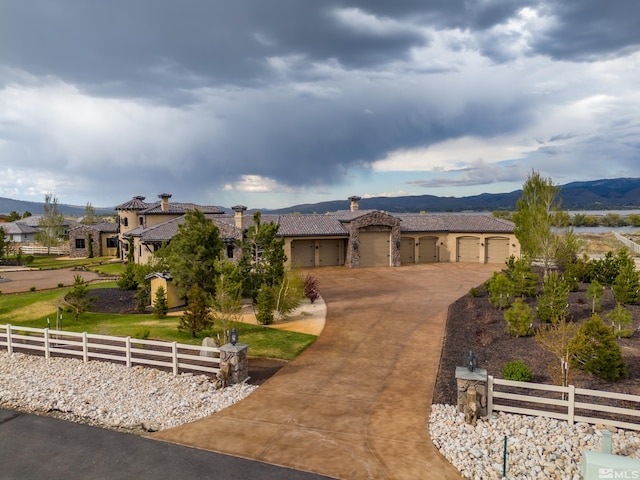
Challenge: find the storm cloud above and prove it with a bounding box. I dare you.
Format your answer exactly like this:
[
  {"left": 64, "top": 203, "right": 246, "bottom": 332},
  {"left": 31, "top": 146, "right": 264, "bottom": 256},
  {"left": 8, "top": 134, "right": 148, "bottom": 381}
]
[{"left": 0, "top": 1, "right": 638, "bottom": 209}]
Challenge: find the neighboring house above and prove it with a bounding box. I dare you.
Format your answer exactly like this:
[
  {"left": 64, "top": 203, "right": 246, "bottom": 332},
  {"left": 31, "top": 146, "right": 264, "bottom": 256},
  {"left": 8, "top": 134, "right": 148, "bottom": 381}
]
[
  {"left": 113, "top": 193, "right": 521, "bottom": 268},
  {"left": 16, "top": 215, "right": 78, "bottom": 238},
  {"left": 1, "top": 221, "right": 40, "bottom": 243},
  {"left": 68, "top": 222, "right": 119, "bottom": 258}
]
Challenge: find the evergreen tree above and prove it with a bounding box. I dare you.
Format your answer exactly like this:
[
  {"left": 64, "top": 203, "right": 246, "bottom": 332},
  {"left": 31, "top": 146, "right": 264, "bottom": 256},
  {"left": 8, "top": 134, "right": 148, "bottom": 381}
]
[
  {"left": 153, "top": 285, "right": 169, "bottom": 319},
  {"left": 66, "top": 275, "right": 95, "bottom": 321},
  {"left": 0, "top": 227, "right": 6, "bottom": 260},
  {"left": 570, "top": 314, "right": 626, "bottom": 381},
  {"left": 504, "top": 298, "right": 533, "bottom": 337},
  {"left": 239, "top": 211, "right": 286, "bottom": 301},
  {"left": 607, "top": 303, "right": 633, "bottom": 337},
  {"left": 612, "top": 255, "right": 640, "bottom": 305},
  {"left": 485, "top": 272, "right": 514, "bottom": 309},
  {"left": 503, "top": 255, "right": 538, "bottom": 298},
  {"left": 586, "top": 280, "right": 604, "bottom": 313},
  {"left": 179, "top": 284, "right": 213, "bottom": 337},
  {"left": 160, "top": 209, "right": 223, "bottom": 297},
  {"left": 536, "top": 271, "right": 569, "bottom": 323}
]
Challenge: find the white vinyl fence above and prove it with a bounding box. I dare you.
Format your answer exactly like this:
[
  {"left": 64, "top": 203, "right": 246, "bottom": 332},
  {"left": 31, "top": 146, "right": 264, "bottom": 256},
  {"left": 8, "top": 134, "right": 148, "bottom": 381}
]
[
  {"left": 487, "top": 376, "right": 640, "bottom": 432},
  {"left": 613, "top": 231, "right": 640, "bottom": 255},
  {"left": 7, "top": 245, "right": 70, "bottom": 256},
  {"left": 0, "top": 324, "right": 220, "bottom": 376}
]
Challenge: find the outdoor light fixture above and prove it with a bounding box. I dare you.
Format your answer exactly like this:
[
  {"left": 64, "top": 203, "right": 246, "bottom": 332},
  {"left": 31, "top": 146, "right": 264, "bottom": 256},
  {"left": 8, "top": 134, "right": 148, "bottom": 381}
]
[
  {"left": 466, "top": 350, "right": 478, "bottom": 372},
  {"left": 230, "top": 328, "right": 239, "bottom": 346}
]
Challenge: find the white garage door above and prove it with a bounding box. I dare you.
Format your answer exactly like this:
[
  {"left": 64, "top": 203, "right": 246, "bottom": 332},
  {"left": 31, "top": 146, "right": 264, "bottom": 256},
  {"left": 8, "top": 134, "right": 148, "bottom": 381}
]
[
  {"left": 359, "top": 232, "right": 390, "bottom": 267},
  {"left": 457, "top": 237, "right": 479, "bottom": 263},
  {"left": 318, "top": 240, "right": 342, "bottom": 266},
  {"left": 486, "top": 237, "right": 510, "bottom": 264},
  {"left": 400, "top": 237, "right": 415, "bottom": 264},
  {"left": 290, "top": 240, "right": 315, "bottom": 267},
  {"left": 418, "top": 236, "right": 438, "bottom": 263}
]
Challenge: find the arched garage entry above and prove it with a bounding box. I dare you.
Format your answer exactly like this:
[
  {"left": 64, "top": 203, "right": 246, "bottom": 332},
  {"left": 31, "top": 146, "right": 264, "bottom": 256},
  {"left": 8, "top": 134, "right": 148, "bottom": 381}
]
[
  {"left": 457, "top": 236, "right": 480, "bottom": 263},
  {"left": 359, "top": 231, "right": 391, "bottom": 267},
  {"left": 485, "top": 236, "right": 510, "bottom": 264},
  {"left": 418, "top": 236, "right": 438, "bottom": 263},
  {"left": 290, "top": 239, "right": 344, "bottom": 267}
]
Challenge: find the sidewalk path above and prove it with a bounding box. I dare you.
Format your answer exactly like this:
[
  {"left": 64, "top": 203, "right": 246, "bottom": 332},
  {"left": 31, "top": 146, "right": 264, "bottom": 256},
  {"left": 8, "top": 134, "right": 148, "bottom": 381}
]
[{"left": 154, "top": 263, "right": 496, "bottom": 479}]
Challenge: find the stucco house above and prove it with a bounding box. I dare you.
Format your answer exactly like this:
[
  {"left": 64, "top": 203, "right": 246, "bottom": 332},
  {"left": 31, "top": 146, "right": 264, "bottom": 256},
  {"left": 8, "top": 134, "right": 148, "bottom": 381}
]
[{"left": 110, "top": 193, "right": 520, "bottom": 268}]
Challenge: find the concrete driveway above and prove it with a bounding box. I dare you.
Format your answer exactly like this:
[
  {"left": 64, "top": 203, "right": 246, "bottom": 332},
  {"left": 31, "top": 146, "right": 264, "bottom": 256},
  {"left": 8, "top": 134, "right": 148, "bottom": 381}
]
[{"left": 154, "top": 263, "right": 496, "bottom": 479}]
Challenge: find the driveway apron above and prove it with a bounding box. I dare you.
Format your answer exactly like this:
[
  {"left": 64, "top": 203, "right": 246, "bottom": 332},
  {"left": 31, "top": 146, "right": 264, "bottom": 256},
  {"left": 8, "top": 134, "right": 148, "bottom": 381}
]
[{"left": 153, "top": 263, "right": 496, "bottom": 479}]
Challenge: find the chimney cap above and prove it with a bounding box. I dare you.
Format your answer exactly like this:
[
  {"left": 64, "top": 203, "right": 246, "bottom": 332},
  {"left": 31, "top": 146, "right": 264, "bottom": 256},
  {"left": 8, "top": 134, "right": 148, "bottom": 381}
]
[
  {"left": 133, "top": 195, "right": 146, "bottom": 201},
  {"left": 348, "top": 195, "right": 361, "bottom": 202},
  {"left": 231, "top": 205, "right": 247, "bottom": 212},
  {"left": 158, "top": 193, "right": 172, "bottom": 199}
]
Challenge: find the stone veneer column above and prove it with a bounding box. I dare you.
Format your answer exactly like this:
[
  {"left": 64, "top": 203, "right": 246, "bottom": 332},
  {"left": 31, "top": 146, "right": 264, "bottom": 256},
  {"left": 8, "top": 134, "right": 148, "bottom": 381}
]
[
  {"left": 455, "top": 367, "right": 488, "bottom": 417},
  {"left": 219, "top": 343, "right": 249, "bottom": 384}
]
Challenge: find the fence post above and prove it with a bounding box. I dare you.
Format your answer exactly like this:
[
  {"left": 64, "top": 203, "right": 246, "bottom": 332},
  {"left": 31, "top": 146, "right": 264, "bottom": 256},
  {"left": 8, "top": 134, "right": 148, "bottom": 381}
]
[
  {"left": 568, "top": 384, "right": 575, "bottom": 425},
  {"left": 6, "top": 324, "right": 12, "bottom": 354},
  {"left": 125, "top": 336, "right": 131, "bottom": 367},
  {"left": 487, "top": 375, "right": 494, "bottom": 416},
  {"left": 172, "top": 342, "right": 178, "bottom": 376},
  {"left": 44, "top": 328, "right": 50, "bottom": 359},
  {"left": 82, "top": 332, "right": 88, "bottom": 363}
]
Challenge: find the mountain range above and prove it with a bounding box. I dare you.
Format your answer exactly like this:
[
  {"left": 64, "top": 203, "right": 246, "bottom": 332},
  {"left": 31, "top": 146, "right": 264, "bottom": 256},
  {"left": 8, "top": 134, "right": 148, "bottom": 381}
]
[{"left": 1, "top": 178, "right": 639, "bottom": 217}]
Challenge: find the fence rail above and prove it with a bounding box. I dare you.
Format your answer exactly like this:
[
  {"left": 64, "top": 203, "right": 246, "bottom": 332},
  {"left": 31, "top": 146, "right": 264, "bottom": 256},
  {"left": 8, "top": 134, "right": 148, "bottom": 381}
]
[
  {"left": 487, "top": 375, "right": 640, "bottom": 431},
  {"left": 613, "top": 231, "right": 640, "bottom": 255},
  {"left": 7, "top": 245, "right": 70, "bottom": 256},
  {"left": 0, "top": 324, "right": 220, "bottom": 376}
]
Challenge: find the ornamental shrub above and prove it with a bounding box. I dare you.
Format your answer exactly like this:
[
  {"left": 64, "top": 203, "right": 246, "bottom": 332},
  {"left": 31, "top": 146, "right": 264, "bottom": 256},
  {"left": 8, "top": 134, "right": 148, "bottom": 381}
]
[
  {"left": 570, "top": 314, "right": 626, "bottom": 381},
  {"left": 504, "top": 298, "right": 533, "bottom": 337},
  {"left": 502, "top": 361, "right": 533, "bottom": 382}
]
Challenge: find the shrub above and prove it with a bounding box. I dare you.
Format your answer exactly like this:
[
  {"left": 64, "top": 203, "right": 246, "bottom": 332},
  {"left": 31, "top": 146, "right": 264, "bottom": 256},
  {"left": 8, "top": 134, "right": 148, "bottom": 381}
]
[
  {"left": 57, "top": 283, "right": 64, "bottom": 288},
  {"left": 570, "top": 314, "right": 626, "bottom": 381},
  {"left": 502, "top": 361, "right": 533, "bottom": 382},
  {"left": 504, "top": 299, "right": 533, "bottom": 337},
  {"left": 117, "top": 263, "right": 139, "bottom": 290},
  {"left": 304, "top": 274, "right": 320, "bottom": 303},
  {"left": 255, "top": 283, "right": 276, "bottom": 325},
  {"left": 469, "top": 287, "right": 480, "bottom": 298},
  {"left": 486, "top": 272, "right": 514, "bottom": 309},
  {"left": 607, "top": 303, "right": 632, "bottom": 338},
  {"left": 25, "top": 255, "right": 35, "bottom": 265},
  {"left": 133, "top": 328, "right": 150, "bottom": 340},
  {"left": 30, "top": 286, "right": 36, "bottom": 292}
]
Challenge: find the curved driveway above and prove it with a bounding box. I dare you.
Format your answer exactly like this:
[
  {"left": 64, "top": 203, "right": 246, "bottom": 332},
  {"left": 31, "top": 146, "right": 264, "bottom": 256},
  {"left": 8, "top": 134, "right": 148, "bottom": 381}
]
[{"left": 154, "top": 263, "right": 496, "bottom": 479}]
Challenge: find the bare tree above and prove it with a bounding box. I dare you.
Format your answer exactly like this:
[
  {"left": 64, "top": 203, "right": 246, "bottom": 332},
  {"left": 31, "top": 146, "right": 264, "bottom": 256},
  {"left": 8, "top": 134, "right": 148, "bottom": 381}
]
[{"left": 36, "top": 193, "right": 65, "bottom": 254}]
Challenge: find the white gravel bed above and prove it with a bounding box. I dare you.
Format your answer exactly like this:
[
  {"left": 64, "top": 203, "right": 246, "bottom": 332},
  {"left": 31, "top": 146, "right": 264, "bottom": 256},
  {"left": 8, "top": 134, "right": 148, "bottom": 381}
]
[
  {"left": 429, "top": 404, "right": 640, "bottom": 480},
  {"left": 0, "top": 351, "right": 257, "bottom": 433}
]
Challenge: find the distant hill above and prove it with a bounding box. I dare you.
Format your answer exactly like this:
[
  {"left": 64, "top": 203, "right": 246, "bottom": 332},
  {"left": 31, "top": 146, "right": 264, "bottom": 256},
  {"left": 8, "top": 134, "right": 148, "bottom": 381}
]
[
  {"left": 265, "top": 178, "right": 640, "bottom": 214},
  {"left": 0, "top": 197, "right": 115, "bottom": 216}
]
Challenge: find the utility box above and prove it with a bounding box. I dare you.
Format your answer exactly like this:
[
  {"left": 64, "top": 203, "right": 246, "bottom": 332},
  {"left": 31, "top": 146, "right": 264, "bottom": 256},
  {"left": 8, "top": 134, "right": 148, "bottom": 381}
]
[{"left": 581, "top": 450, "right": 640, "bottom": 479}]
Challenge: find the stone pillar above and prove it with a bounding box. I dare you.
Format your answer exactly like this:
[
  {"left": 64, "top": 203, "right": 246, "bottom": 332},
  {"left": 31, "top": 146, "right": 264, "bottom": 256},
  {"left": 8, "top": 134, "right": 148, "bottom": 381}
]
[
  {"left": 220, "top": 343, "right": 249, "bottom": 384},
  {"left": 455, "top": 367, "right": 488, "bottom": 417}
]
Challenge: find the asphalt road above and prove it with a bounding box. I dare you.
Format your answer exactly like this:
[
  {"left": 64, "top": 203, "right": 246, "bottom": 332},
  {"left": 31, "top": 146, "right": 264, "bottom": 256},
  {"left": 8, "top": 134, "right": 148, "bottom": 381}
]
[{"left": 0, "top": 409, "right": 335, "bottom": 480}]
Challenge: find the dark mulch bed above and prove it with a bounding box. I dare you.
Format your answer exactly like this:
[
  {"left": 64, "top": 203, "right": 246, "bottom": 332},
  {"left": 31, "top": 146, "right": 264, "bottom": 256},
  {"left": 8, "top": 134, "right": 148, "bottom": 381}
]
[
  {"left": 434, "top": 278, "right": 640, "bottom": 406},
  {"left": 90, "top": 288, "right": 139, "bottom": 314}
]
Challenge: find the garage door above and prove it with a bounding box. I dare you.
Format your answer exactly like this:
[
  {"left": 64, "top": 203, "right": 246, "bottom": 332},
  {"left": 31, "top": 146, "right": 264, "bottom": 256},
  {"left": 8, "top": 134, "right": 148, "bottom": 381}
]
[
  {"left": 457, "top": 237, "right": 479, "bottom": 263},
  {"left": 318, "top": 240, "right": 342, "bottom": 266},
  {"left": 486, "top": 237, "right": 510, "bottom": 264},
  {"left": 418, "top": 236, "right": 437, "bottom": 263},
  {"left": 359, "top": 232, "right": 390, "bottom": 267},
  {"left": 400, "top": 237, "right": 415, "bottom": 264},
  {"left": 290, "top": 240, "right": 315, "bottom": 267}
]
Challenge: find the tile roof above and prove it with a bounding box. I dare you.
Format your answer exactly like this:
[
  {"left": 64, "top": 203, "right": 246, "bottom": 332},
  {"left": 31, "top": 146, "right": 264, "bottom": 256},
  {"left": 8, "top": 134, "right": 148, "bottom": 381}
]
[
  {"left": 115, "top": 196, "right": 151, "bottom": 211},
  {"left": 1, "top": 221, "right": 40, "bottom": 235},
  {"left": 142, "top": 203, "right": 224, "bottom": 215},
  {"left": 69, "top": 222, "right": 119, "bottom": 233},
  {"left": 134, "top": 215, "right": 242, "bottom": 243},
  {"left": 277, "top": 215, "right": 348, "bottom": 236},
  {"left": 397, "top": 214, "right": 515, "bottom": 233}
]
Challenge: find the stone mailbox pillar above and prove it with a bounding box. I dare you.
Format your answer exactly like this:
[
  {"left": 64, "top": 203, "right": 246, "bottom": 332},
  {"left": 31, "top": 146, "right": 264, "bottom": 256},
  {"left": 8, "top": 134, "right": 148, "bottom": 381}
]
[
  {"left": 220, "top": 343, "right": 249, "bottom": 384},
  {"left": 455, "top": 367, "right": 488, "bottom": 417}
]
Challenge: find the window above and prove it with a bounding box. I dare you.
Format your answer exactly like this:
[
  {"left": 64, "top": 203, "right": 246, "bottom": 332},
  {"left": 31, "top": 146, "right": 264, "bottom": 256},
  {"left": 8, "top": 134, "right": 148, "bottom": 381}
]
[
  {"left": 106, "top": 237, "right": 118, "bottom": 249},
  {"left": 139, "top": 216, "right": 144, "bottom": 226},
  {"left": 226, "top": 244, "right": 234, "bottom": 259},
  {"left": 75, "top": 238, "right": 86, "bottom": 249},
  {"left": 123, "top": 217, "right": 128, "bottom": 227}
]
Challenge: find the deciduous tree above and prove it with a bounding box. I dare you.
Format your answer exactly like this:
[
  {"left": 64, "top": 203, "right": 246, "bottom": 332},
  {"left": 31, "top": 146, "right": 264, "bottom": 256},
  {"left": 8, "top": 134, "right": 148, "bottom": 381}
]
[{"left": 36, "top": 193, "right": 65, "bottom": 254}]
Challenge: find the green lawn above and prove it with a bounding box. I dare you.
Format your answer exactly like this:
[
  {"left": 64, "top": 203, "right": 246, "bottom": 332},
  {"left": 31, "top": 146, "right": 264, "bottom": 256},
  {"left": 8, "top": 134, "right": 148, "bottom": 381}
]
[
  {"left": 0, "top": 285, "right": 316, "bottom": 360},
  {"left": 26, "top": 256, "right": 115, "bottom": 270}
]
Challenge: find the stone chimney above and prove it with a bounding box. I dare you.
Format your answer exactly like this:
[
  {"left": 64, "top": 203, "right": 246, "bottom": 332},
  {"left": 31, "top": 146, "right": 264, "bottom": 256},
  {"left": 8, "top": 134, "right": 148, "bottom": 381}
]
[
  {"left": 348, "top": 195, "right": 361, "bottom": 212},
  {"left": 232, "top": 205, "right": 247, "bottom": 229},
  {"left": 158, "top": 193, "right": 172, "bottom": 212}
]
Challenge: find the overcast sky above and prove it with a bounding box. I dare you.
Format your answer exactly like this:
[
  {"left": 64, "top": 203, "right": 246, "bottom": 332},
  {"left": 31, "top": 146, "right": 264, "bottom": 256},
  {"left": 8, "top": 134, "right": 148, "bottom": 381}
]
[{"left": 1, "top": 1, "right": 639, "bottom": 210}]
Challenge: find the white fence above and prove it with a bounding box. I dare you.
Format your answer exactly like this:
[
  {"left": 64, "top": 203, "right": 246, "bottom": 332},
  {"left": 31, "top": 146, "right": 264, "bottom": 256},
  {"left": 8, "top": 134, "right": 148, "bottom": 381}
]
[
  {"left": 0, "top": 324, "right": 220, "bottom": 376},
  {"left": 487, "top": 376, "right": 640, "bottom": 431},
  {"left": 8, "top": 245, "right": 70, "bottom": 256},
  {"left": 613, "top": 231, "right": 640, "bottom": 255}
]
